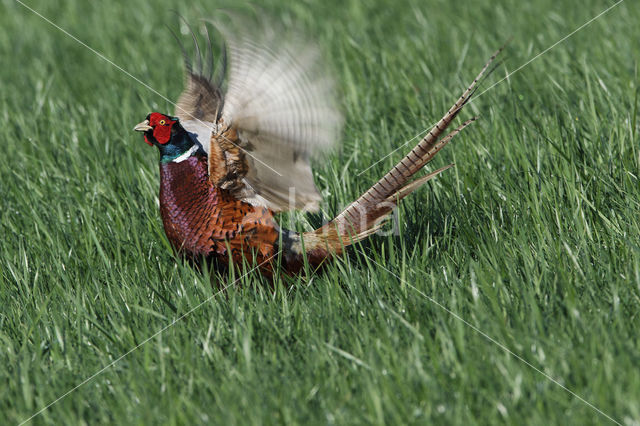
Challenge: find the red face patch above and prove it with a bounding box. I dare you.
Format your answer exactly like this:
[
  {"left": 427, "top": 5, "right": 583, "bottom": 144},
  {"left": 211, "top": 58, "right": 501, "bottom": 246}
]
[{"left": 148, "top": 112, "right": 176, "bottom": 145}]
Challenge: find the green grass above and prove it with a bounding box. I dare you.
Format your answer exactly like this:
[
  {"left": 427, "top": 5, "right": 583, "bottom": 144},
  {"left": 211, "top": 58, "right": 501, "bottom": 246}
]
[{"left": 1, "top": 0, "right": 639, "bottom": 424}]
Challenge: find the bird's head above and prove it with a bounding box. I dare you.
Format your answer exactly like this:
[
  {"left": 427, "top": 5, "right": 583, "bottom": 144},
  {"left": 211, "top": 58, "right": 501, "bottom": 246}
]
[
  {"left": 133, "top": 112, "right": 180, "bottom": 147},
  {"left": 134, "top": 112, "right": 197, "bottom": 162}
]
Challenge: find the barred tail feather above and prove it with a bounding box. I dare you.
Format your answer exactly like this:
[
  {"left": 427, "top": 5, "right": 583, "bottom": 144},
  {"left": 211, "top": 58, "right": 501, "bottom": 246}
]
[{"left": 302, "top": 47, "right": 504, "bottom": 255}]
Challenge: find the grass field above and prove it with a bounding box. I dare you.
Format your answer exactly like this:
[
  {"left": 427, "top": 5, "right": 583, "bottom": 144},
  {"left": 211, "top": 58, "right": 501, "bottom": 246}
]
[{"left": 1, "top": 0, "right": 639, "bottom": 424}]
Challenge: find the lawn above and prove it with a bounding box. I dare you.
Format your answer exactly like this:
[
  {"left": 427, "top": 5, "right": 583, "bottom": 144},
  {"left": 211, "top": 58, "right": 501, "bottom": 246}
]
[{"left": 1, "top": 0, "right": 639, "bottom": 424}]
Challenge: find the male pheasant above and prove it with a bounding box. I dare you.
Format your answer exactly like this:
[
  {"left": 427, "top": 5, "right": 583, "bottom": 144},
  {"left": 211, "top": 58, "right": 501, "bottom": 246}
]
[{"left": 134, "top": 19, "right": 501, "bottom": 277}]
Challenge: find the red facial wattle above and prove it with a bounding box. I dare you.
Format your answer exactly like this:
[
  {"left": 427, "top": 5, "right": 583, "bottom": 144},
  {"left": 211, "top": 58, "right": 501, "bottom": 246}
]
[
  {"left": 148, "top": 112, "right": 176, "bottom": 145},
  {"left": 152, "top": 121, "right": 173, "bottom": 144}
]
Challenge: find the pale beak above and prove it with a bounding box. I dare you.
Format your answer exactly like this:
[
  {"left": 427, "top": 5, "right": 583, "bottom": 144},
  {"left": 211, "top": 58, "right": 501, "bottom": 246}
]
[{"left": 133, "top": 119, "right": 152, "bottom": 132}]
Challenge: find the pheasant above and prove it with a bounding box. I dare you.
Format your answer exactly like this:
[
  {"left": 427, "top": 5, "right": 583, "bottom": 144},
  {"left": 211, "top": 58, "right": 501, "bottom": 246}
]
[{"left": 134, "top": 19, "right": 501, "bottom": 277}]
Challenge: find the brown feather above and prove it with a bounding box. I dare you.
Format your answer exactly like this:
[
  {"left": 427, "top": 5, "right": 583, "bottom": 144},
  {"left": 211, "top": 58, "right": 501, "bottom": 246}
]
[
  {"left": 207, "top": 130, "right": 227, "bottom": 185},
  {"left": 175, "top": 73, "right": 224, "bottom": 123},
  {"left": 303, "top": 48, "right": 505, "bottom": 254}
]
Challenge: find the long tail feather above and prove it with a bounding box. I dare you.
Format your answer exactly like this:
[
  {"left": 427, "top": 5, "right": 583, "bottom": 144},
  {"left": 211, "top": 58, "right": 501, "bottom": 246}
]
[
  {"left": 302, "top": 47, "right": 504, "bottom": 256},
  {"left": 388, "top": 163, "right": 455, "bottom": 203}
]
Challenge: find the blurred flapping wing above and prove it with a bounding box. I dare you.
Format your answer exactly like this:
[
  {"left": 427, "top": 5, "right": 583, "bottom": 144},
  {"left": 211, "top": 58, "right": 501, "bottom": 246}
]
[
  {"left": 215, "top": 17, "right": 342, "bottom": 212},
  {"left": 177, "top": 17, "right": 342, "bottom": 212}
]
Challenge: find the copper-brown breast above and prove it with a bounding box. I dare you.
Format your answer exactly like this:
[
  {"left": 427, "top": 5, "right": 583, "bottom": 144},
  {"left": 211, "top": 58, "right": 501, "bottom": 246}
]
[{"left": 158, "top": 154, "right": 280, "bottom": 268}]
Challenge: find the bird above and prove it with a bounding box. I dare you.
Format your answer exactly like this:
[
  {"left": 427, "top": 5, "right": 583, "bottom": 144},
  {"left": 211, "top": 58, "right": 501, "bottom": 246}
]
[{"left": 133, "top": 18, "right": 502, "bottom": 277}]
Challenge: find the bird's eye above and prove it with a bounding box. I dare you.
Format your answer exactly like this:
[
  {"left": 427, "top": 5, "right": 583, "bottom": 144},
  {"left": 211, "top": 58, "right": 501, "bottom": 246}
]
[{"left": 159, "top": 119, "right": 166, "bottom": 125}]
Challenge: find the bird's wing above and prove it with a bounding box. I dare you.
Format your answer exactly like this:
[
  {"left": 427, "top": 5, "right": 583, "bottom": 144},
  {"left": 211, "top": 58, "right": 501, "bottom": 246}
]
[
  {"left": 175, "top": 18, "right": 342, "bottom": 212},
  {"left": 173, "top": 23, "right": 225, "bottom": 124},
  {"left": 212, "top": 17, "right": 343, "bottom": 212},
  {"left": 175, "top": 73, "right": 223, "bottom": 123}
]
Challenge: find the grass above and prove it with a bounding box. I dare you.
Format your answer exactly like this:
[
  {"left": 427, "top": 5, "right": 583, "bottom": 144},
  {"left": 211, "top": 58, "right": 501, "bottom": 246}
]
[{"left": 1, "top": 0, "right": 639, "bottom": 424}]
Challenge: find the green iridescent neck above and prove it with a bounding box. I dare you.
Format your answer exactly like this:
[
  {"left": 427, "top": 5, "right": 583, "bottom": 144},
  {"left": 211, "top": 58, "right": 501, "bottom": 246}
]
[{"left": 159, "top": 131, "right": 197, "bottom": 163}]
